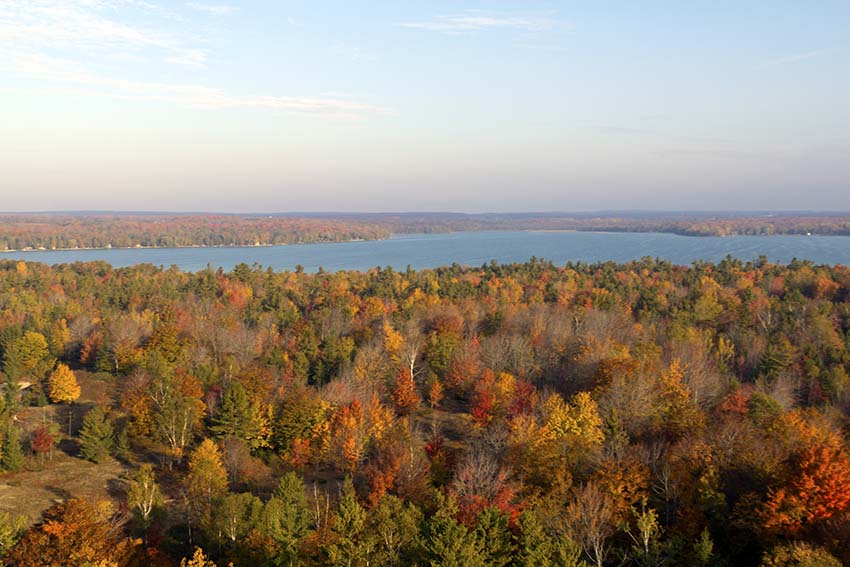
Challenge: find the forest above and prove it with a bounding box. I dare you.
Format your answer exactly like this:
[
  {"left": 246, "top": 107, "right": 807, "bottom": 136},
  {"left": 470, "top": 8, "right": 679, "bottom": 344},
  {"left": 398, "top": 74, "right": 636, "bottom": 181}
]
[
  {"left": 2, "top": 256, "right": 850, "bottom": 566},
  {"left": 0, "top": 215, "right": 390, "bottom": 251},
  {"left": 4, "top": 212, "right": 850, "bottom": 252}
]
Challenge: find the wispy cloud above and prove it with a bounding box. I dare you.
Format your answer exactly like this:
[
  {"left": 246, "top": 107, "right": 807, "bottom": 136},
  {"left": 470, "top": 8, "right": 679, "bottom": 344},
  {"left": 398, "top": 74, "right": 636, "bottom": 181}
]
[
  {"left": 166, "top": 48, "right": 209, "bottom": 68},
  {"left": 400, "top": 11, "right": 564, "bottom": 35},
  {"left": 1, "top": 49, "right": 387, "bottom": 117},
  {"left": 186, "top": 2, "right": 236, "bottom": 17},
  {"left": 0, "top": 0, "right": 204, "bottom": 66},
  {"left": 767, "top": 48, "right": 833, "bottom": 65},
  {"left": 0, "top": 0, "right": 385, "bottom": 117}
]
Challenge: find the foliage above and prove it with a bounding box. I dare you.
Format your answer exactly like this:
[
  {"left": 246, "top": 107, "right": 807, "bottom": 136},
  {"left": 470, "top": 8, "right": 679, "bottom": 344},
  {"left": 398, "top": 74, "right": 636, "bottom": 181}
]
[
  {"left": 2, "top": 257, "right": 850, "bottom": 566},
  {"left": 5, "top": 499, "right": 140, "bottom": 567},
  {"left": 47, "top": 363, "right": 81, "bottom": 404},
  {"left": 78, "top": 405, "right": 115, "bottom": 463},
  {"left": 760, "top": 542, "right": 842, "bottom": 567},
  {"left": 127, "top": 464, "right": 163, "bottom": 530}
]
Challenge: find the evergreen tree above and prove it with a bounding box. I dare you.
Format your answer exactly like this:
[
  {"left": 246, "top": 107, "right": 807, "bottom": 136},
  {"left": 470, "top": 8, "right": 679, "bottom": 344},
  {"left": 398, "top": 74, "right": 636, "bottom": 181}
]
[
  {"left": 476, "top": 508, "right": 514, "bottom": 567},
  {"left": 424, "top": 492, "right": 484, "bottom": 567},
  {"left": 0, "top": 510, "right": 28, "bottom": 559},
  {"left": 3, "top": 331, "right": 54, "bottom": 384},
  {"left": 516, "top": 510, "right": 555, "bottom": 567},
  {"left": 210, "top": 381, "right": 264, "bottom": 449},
  {"left": 1, "top": 423, "right": 25, "bottom": 471},
  {"left": 78, "top": 406, "right": 114, "bottom": 463},
  {"left": 322, "top": 477, "right": 374, "bottom": 567},
  {"left": 261, "top": 472, "right": 312, "bottom": 565}
]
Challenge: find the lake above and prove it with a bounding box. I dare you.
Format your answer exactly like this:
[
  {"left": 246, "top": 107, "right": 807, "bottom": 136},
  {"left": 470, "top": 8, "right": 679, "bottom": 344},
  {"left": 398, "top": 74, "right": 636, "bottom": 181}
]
[{"left": 3, "top": 231, "right": 850, "bottom": 272}]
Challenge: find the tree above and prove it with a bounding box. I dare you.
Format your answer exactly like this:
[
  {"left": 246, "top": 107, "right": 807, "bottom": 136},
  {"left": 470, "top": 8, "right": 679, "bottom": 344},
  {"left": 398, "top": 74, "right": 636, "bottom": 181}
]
[
  {"left": 3, "top": 331, "right": 54, "bottom": 384},
  {"left": 186, "top": 438, "right": 229, "bottom": 509},
  {"left": 150, "top": 371, "right": 204, "bottom": 462},
  {"left": 210, "top": 380, "right": 265, "bottom": 449},
  {"left": 516, "top": 509, "right": 554, "bottom": 567},
  {"left": 515, "top": 509, "right": 587, "bottom": 567},
  {"left": 760, "top": 542, "right": 842, "bottom": 567},
  {"left": 322, "top": 477, "right": 374, "bottom": 567},
  {"left": 565, "top": 482, "right": 617, "bottom": 567},
  {"left": 391, "top": 367, "right": 420, "bottom": 416},
  {"left": 0, "top": 510, "right": 28, "bottom": 560},
  {"left": 127, "top": 464, "right": 163, "bottom": 532},
  {"left": 423, "top": 492, "right": 484, "bottom": 567},
  {"left": 211, "top": 492, "right": 263, "bottom": 544},
  {"left": 78, "top": 406, "right": 114, "bottom": 463},
  {"left": 261, "top": 472, "right": 312, "bottom": 564},
  {"left": 1, "top": 423, "right": 25, "bottom": 471},
  {"left": 369, "top": 494, "right": 423, "bottom": 566},
  {"left": 181, "top": 547, "right": 219, "bottom": 567},
  {"left": 763, "top": 444, "right": 850, "bottom": 535},
  {"left": 5, "top": 499, "right": 140, "bottom": 567},
  {"left": 32, "top": 423, "right": 57, "bottom": 464},
  {"left": 47, "top": 363, "right": 80, "bottom": 404},
  {"left": 475, "top": 508, "right": 515, "bottom": 567}
]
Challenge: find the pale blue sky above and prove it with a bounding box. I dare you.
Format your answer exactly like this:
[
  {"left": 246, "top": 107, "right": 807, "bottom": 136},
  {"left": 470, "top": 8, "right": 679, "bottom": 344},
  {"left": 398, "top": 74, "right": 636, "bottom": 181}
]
[{"left": 1, "top": 1, "right": 848, "bottom": 212}]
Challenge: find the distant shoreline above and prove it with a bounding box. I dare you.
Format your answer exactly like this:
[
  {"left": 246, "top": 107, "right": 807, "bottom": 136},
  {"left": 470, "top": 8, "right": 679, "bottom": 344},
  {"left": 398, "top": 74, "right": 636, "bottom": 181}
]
[
  {"left": 1, "top": 228, "right": 841, "bottom": 256},
  {"left": 0, "top": 237, "right": 383, "bottom": 254}
]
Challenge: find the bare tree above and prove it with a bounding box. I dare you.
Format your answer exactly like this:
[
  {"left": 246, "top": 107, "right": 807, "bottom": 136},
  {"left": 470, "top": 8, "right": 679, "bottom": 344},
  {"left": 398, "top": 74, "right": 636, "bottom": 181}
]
[{"left": 564, "top": 481, "right": 617, "bottom": 567}]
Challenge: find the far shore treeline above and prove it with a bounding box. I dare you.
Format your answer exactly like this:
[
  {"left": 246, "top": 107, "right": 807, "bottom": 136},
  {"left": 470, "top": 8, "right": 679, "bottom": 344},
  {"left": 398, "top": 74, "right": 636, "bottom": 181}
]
[{"left": 3, "top": 212, "right": 850, "bottom": 251}]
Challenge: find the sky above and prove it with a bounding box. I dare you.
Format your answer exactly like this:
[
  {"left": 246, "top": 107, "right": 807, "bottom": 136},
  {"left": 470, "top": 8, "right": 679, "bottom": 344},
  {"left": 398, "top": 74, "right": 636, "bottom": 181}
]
[{"left": 1, "top": 1, "right": 849, "bottom": 213}]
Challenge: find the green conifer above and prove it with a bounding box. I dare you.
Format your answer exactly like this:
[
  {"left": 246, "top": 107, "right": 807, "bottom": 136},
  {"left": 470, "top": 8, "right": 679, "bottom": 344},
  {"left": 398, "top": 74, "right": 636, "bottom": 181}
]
[{"left": 79, "top": 406, "right": 114, "bottom": 463}]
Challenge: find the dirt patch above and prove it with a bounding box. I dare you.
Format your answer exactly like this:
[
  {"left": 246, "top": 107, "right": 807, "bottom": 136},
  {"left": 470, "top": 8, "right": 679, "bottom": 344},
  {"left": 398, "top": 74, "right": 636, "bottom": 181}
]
[{"left": 0, "top": 452, "right": 129, "bottom": 524}]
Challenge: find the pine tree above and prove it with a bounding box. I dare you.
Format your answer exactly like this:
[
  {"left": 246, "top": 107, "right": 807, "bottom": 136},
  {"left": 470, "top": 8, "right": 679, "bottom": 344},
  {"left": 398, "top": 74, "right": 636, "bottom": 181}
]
[
  {"left": 516, "top": 510, "right": 554, "bottom": 567},
  {"left": 261, "top": 472, "right": 312, "bottom": 563},
  {"left": 424, "top": 492, "right": 485, "bottom": 567},
  {"left": 323, "top": 477, "right": 374, "bottom": 567},
  {"left": 210, "top": 381, "right": 264, "bottom": 449},
  {"left": 78, "top": 406, "right": 114, "bottom": 463},
  {"left": 475, "top": 508, "right": 514, "bottom": 567},
  {"left": 47, "top": 363, "right": 81, "bottom": 404},
  {"left": 0, "top": 510, "right": 28, "bottom": 558},
  {"left": 3, "top": 331, "right": 54, "bottom": 384},
  {"left": 1, "top": 424, "right": 25, "bottom": 471}
]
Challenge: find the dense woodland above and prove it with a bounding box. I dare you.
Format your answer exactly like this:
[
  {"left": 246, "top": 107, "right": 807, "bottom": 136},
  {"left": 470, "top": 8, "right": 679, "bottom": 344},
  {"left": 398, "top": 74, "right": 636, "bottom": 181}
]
[
  {"left": 373, "top": 213, "right": 850, "bottom": 237},
  {"left": 0, "top": 215, "right": 390, "bottom": 251},
  {"left": 2, "top": 257, "right": 850, "bottom": 566},
  {"left": 3, "top": 213, "right": 850, "bottom": 252}
]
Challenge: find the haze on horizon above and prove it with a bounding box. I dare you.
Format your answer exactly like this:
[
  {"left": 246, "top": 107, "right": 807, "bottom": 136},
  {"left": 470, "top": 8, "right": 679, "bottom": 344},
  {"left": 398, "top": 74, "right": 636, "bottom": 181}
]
[{"left": 1, "top": 1, "right": 848, "bottom": 213}]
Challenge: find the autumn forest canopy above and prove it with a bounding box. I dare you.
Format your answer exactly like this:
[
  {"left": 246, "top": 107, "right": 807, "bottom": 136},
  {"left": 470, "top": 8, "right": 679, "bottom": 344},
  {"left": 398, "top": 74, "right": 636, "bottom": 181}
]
[{"left": 2, "top": 256, "right": 850, "bottom": 566}]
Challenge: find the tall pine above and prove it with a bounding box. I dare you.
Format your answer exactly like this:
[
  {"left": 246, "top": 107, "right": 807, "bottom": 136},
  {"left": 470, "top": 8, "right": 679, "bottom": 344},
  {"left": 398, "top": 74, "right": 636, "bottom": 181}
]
[
  {"left": 210, "top": 381, "right": 264, "bottom": 449},
  {"left": 79, "top": 406, "right": 114, "bottom": 463},
  {"left": 424, "top": 492, "right": 484, "bottom": 567}
]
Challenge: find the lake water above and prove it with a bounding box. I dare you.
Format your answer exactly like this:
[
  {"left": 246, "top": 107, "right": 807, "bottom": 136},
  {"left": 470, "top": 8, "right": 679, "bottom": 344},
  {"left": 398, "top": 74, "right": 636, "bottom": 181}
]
[{"left": 3, "top": 231, "right": 850, "bottom": 272}]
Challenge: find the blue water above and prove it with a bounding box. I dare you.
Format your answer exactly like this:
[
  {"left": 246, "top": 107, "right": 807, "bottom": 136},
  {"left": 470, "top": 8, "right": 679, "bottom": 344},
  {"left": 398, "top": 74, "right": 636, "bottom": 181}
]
[{"left": 3, "top": 231, "right": 850, "bottom": 272}]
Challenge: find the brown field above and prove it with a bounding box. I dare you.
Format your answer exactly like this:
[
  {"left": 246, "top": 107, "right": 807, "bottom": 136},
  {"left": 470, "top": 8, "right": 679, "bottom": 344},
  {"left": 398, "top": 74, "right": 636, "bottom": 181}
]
[{"left": 0, "top": 370, "right": 126, "bottom": 524}]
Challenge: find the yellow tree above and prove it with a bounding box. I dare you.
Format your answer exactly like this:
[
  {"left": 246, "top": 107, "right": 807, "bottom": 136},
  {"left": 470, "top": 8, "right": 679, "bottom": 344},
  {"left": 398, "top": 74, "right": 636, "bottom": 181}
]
[
  {"left": 48, "top": 364, "right": 81, "bottom": 404},
  {"left": 181, "top": 547, "right": 218, "bottom": 567},
  {"left": 186, "top": 439, "right": 229, "bottom": 509}
]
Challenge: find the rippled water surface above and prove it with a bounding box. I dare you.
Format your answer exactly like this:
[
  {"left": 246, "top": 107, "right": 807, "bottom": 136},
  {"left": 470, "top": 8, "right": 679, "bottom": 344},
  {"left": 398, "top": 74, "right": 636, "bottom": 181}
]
[{"left": 3, "top": 231, "right": 850, "bottom": 272}]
